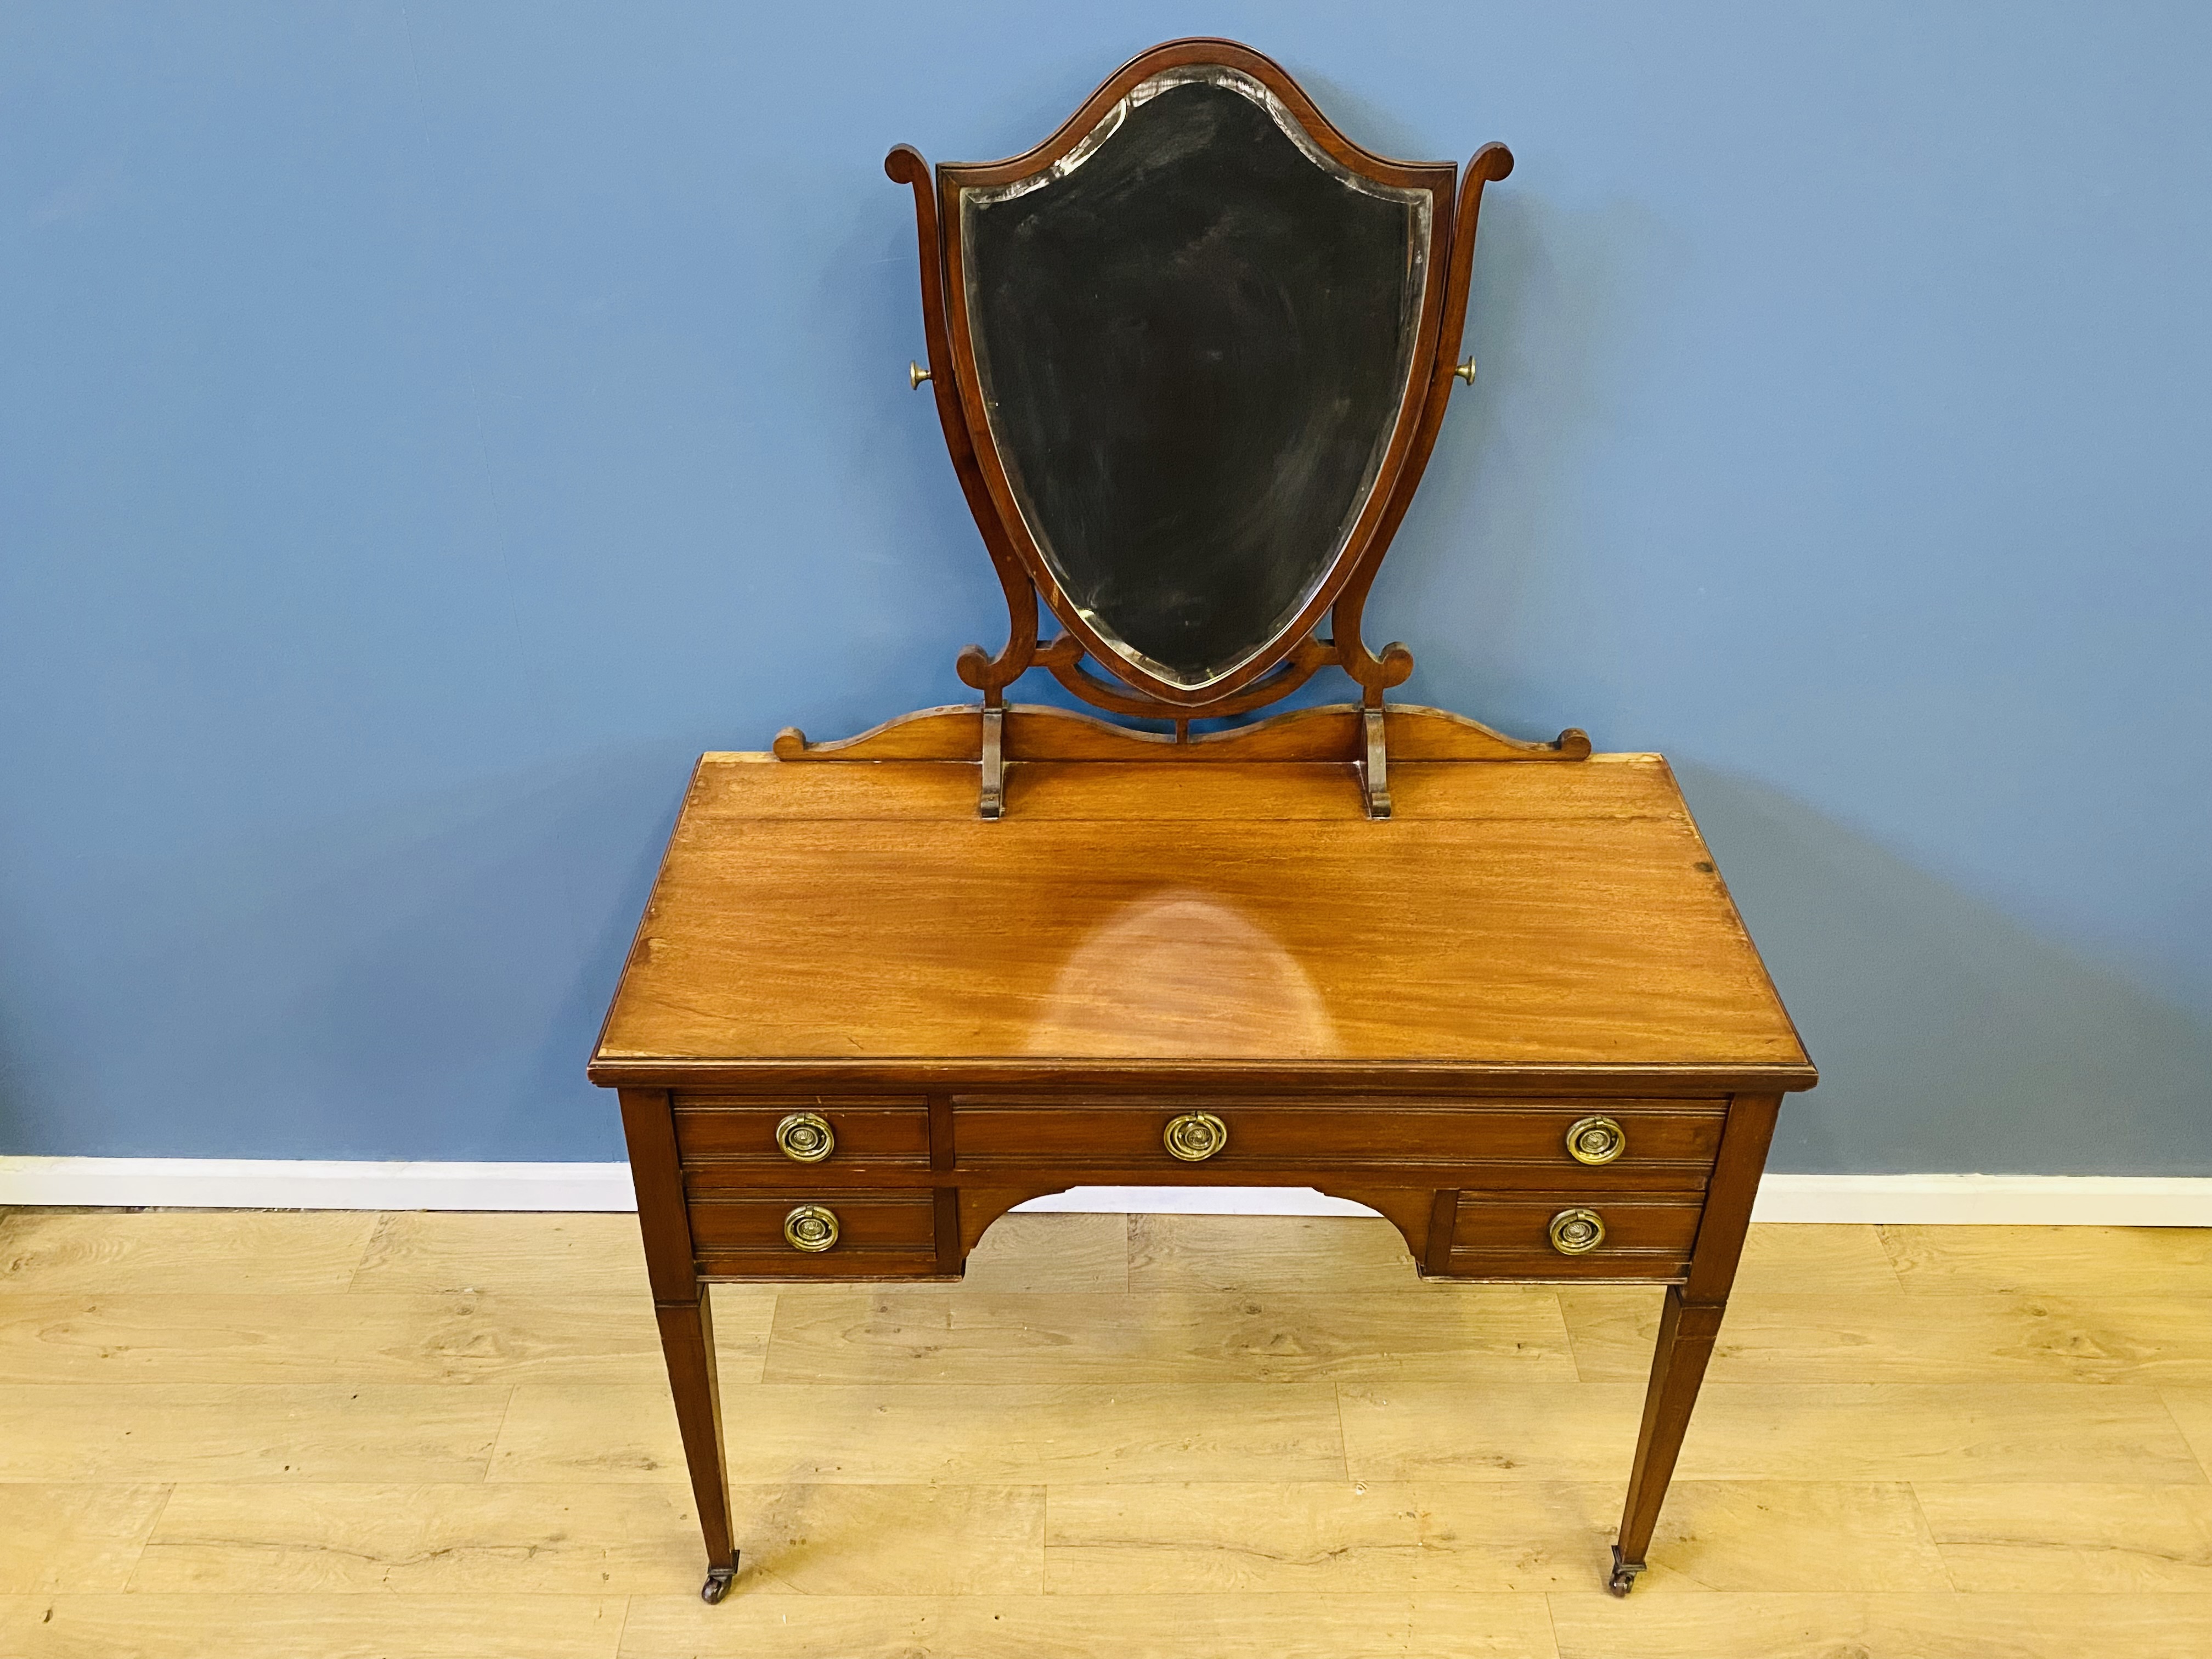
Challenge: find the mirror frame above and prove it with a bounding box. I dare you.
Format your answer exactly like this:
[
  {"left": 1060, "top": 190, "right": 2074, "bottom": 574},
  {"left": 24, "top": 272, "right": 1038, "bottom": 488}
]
[{"left": 889, "top": 37, "right": 1511, "bottom": 721}]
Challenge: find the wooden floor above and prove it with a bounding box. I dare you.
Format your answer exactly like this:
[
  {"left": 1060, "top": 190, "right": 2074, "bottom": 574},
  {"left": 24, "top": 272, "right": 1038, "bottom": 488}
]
[{"left": 1, "top": 1210, "right": 2208, "bottom": 1658}]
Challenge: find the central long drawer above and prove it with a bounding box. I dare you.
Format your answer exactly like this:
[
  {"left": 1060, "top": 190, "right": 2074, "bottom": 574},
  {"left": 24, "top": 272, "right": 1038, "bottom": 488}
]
[{"left": 948, "top": 1096, "right": 1724, "bottom": 1187}]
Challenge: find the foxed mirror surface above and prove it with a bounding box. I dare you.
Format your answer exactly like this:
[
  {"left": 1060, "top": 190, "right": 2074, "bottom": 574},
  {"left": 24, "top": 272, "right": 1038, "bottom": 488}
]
[{"left": 959, "top": 67, "right": 1432, "bottom": 691}]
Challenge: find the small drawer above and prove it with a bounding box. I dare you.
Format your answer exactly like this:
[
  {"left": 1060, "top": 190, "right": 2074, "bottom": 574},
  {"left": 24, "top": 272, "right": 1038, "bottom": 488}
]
[
  {"left": 689, "top": 1190, "right": 940, "bottom": 1279},
  {"left": 1443, "top": 1193, "right": 1703, "bottom": 1280},
  {"left": 674, "top": 1096, "right": 930, "bottom": 1172}
]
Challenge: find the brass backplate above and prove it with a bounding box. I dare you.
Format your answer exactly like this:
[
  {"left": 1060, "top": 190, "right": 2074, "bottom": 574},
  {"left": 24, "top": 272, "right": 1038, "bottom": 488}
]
[
  {"left": 1163, "top": 1111, "right": 1229, "bottom": 1161},
  {"left": 1564, "top": 1115, "right": 1626, "bottom": 1166},
  {"left": 775, "top": 1112, "right": 836, "bottom": 1163},
  {"left": 1548, "top": 1207, "right": 1606, "bottom": 1255},
  {"left": 783, "top": 1204, "right": 840, "bottom": 1252}
]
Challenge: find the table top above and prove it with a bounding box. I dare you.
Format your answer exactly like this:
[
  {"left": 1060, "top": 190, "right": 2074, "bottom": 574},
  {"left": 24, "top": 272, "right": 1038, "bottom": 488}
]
[{"left": 590, "top": 753, "right": 1814, "bottom": 1091}]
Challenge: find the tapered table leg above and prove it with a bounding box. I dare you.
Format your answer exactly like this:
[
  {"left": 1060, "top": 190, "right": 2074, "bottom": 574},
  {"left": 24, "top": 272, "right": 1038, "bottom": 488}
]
[
  {"left": 1608, "top": 1285, "right": 1726, "bottom": 1595},
  {"left": 655, "top": 1287, "right": 739, "bottom": 1601},
  {"left": 622, "top": 1087, "right": 741, "bottom": 1603}
]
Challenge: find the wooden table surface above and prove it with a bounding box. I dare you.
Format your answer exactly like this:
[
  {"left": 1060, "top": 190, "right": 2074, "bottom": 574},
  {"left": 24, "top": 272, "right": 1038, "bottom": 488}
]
[{"left": 592, "top": 753, "right": 1812, "bottom": 1086}]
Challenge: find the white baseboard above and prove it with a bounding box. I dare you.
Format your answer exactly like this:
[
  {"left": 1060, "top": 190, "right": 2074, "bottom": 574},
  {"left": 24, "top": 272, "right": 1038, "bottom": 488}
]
[
  {"left": 0, "top": 1158, "right": 637, "bottom": 1212},
  {"left": 0, "top": 1159, "right": 2205, "bottom": 1226},
  {"left": 1747, "top": 1173, "right": 2212, "bottom": 1227}
]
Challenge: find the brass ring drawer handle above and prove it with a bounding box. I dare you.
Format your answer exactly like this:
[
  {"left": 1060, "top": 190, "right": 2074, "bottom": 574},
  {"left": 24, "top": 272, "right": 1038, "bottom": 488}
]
[
  {"left": 783, "top": 1204, "right": 840, "bottom": 1252},
  {"left": 775, "top": 1112, "right": 836, "bottom": 1163},
  {"left": 1548, "top": 1207, "right": 1606, "bottom": 1255},
  {"left": 1163, "top": 1111, "right": 1229, "bottom": 1162},
  {"left": 1565, "top": 1116, "right": 1626, "bottom": 1166}
]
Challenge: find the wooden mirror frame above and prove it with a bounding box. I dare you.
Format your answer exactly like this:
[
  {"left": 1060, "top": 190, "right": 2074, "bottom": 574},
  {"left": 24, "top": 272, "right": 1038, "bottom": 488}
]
[
  {"left": 895, "top": 38, "right": 1510, "bottom": 711},
  {"left": 778, "top": 38, "right": 1588, "bottom": 819}
]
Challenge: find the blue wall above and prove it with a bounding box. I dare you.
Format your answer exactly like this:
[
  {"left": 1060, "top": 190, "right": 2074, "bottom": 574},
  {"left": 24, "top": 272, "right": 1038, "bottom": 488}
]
[{"left": 3, "top": 2, "right": 2206, "bottom": 1172}]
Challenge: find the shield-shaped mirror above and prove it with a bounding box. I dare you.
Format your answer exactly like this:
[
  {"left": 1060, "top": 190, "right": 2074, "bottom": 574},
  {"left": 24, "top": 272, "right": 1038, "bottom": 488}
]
[
  {"left": 912, "top": 40, "right": 1492, "bottom": 714},
  {"left": 873, "top": 38, "right": 1523, "bottom": 814},
  {"left": 948, "top": 63, "right": 1440, "bottom": 700}
]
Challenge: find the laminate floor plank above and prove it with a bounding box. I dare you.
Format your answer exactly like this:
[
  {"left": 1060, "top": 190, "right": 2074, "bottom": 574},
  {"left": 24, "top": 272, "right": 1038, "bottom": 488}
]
[
  {"left": 1340, "top": 1380, "right": 2205, "bottom": 1483},
  {"left": 1126, "top": 1215, "right": 1421, "bottom": 1294},
  {"left": 129, "top": 1481, "right": 1042, "bottom": 1596},
  {"left": 5, "top": 1210, "right": 2210, "bottom": 1659},
  {"left": 618, "top": 1592, "right": 1559, "bottom": 1659},
  {"left": 761, "top": 1286, "right": 1575, "bottom": 1385},
  {"left": 1668, "top": 1383, "right": 2209, "bottom": 1483},
  {"left": 0, "top": 1485, "right": 170, "bottom": 1593},
  {"left": 1882, "top": 1224, "right": 2212, "bottom": 1297},
  {"left": 0, "top": 1211, "right": 375, "bottom": 1294},
  {"left": 1545, "top": 1592, "right": 2212, "bottom": 1659},
  {"left": 129, "top": 1483, "right": 706, "bottom": 1594},
  {"left": 1336, "top": 1380, "right": 1642, "bottom": 1483},
  {"left": 962, "top": 1214, "right": 1130, "bottom": 1293},
  {"left": 1418, "top": 1480, "right": 1949, "bottom": 1593},
  {"left": 2157, "top": 1386, "right": 2212, "bottom": 1479},
  {"left": 1914, "top": 1481, "right": 2212, "bottom": 1592},
  {"left": 1043, "top": 1481, "right": 1424, "bottom": 1593},
  {"left": 349, "top": 1211, "right": 651, "bottom": 1298},
  {"left": 1560, "top": 1289, "right": 2212, "bottom": 1385},
  {"left": 492, "top": 1380, "right": 1351, "bottom": 1486},
  {"left": 0, "top": 1291, "right": 668, "bottom": 1386},
  {"left": 1728, "top": 1223, "right": 1903, "bottom": 1296},
  {"left": 0, "top": 1383, "right": 509, "bottom": 1482},
  {"left": 0, "top": 1593, "right": 625, "bottom": 1659}
]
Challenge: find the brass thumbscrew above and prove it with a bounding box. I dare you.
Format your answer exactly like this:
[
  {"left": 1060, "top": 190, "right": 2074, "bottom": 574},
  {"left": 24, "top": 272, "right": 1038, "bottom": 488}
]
[
  {"left": 1453, "top": 357, "right": 1476, "bottom": 385},
  {"left": 909, "top": 360, "right": 933, "bottom": 389}
]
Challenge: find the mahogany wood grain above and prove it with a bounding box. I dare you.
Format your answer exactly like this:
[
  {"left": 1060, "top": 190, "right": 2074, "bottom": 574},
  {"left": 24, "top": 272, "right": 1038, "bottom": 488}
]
[
  {"left": 675, "top": 1160, "right": 1711, "bottom": 1199},
  {"left": 1424, "top": 1189, "right": 1461, "bottom": 1275},
  {"left": 652, "top": 1294, "right": 736, "bottom": 1578},
  {"left": 597, "top": 753, "right": 1814, "bottom": 1594},
  {"left": 592, "top": 756, "right": 1810, "bottom": 1083},
  {"left": 693, "top": 1251, "right": 945, "bottom": 1282},
  {"left": 1611, "top": 1289, "right": 1725, "bottom": 1587},
  {"left": 1610, "top": 1091, "right": 1787, "bottom": 1588},
  {"left": 601, "top": 32, "right": 1816, "bottom": 1599},
  {"left": 687, "top": 1193, "right": 937, "bottom": 1256},
  {"left": 673, "top": 1102, "right": 931, "bottom": 1167},
  {"left": 617, "top": 1089, "right": 697, "bottom": 1306},
  {"left": 1333, "top": 143, "right": 1513, "bottom": 699},
  {"left": 1452, "top": 1194, "right": 1702, "bottom": 1251},
  {"left": 948, "top": 1097, "right": 1723, "bottom": 1176},
  {"left": 1683, "top": 1092, "right": 1785, "bottom": 1305},
  {"left": 882, "top": 145, "right": 1039, "bottom": 704}
]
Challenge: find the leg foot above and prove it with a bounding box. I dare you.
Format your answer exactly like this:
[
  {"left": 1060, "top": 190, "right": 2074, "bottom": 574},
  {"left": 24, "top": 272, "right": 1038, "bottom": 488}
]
[
  {"left": 1606, "top": 1544, "right": 1644, "bottom": 1597},
  {"left": 701, "top": 1562, "right": 737, "bottom": 1604}
]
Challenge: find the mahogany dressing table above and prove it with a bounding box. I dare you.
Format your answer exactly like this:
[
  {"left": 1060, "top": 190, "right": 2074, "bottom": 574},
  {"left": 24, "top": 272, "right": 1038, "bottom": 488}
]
[{"left": 590, "top": 39, "right": 1816, "bottom": 1605}]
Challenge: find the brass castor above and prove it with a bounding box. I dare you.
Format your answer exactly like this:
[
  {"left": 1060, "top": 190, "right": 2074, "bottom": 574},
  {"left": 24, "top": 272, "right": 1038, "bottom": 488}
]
[
  {"left": 1606, "top": 1544, "right": 1645, "bottom": 1597},
  {"left": 701, "top": 1564, "right": 737, "bottom": 1604}
]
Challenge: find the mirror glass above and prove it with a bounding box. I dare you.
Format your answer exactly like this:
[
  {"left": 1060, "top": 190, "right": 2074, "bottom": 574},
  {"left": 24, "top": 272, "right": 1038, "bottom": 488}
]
[{"left": 960, "top": 66, "right": 1431, "bottom": 691}]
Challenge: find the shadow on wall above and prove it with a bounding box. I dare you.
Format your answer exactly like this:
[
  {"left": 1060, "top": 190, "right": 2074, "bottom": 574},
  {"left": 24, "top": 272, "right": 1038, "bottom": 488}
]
[
  {"left": 1678, "top": 760, "right": 2212, "bottom": 1177},
  {"left": 1375, "top": 178, "right": 1680, "bottom": 739}
]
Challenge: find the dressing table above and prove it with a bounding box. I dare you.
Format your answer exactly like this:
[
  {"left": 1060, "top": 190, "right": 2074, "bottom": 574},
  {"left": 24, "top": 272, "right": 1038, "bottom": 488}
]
[{"left": 590, "top": 38, "right": 1816, "bottom": 1605}]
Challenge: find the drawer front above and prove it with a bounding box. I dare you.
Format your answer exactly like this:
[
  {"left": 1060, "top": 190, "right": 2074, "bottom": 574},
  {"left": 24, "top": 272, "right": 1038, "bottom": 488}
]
[
  {"left": 689, "top": 1191, "right": 940, "bottom": 1279},
  {"left": 674, "top": 1094, "right": 931, "bottom": 1182},
  {"left": 1444, "top": 1192, "right": 1703, "bottom": 1280},
  {"left": 951, "top": 1097, "right": 1723, "bottom": 1188}
]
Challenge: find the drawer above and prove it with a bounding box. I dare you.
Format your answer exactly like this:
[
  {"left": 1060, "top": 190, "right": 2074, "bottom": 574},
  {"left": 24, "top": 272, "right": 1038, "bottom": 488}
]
[
  {"left": 689, "top": 1190, "right": 941, "bottom": 1279},
  {"left": 951, "top": 1097, "right": 1722, "bottom": 1187},
  {"left": 674, "top": 1095, "right": 931, "bottom": 1177},
  {"left": 1444, "top": 1192, "right": 1703, "bottom": 1281}
]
